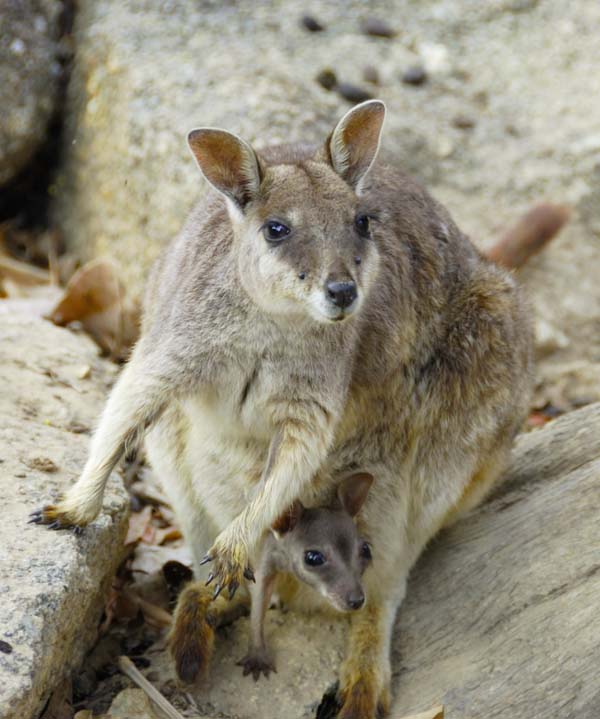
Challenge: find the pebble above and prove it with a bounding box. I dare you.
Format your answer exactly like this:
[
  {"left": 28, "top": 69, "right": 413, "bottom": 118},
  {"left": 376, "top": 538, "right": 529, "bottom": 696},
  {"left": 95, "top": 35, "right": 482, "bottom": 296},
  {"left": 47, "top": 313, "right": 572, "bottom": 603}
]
[
  {"left": 315, "top": 68, "right": 338, "bottom": 91},
  {"left": 363, "top": 65, "right": 380, "bottom": 85},
  {"left": 301, "top": 15, "right": 325, "bottom": 32},
  {"left": 452, "top": 114, "right": 476, "bottom": 130},
  {"left": 360, "top": 17, "right": 397, "bottom": 38},
  {"left": 336, "top": 82, "right": 374, "bottom": 104},
  {"left": 402, "top": 65, "right": 428, "bottom": 86}
]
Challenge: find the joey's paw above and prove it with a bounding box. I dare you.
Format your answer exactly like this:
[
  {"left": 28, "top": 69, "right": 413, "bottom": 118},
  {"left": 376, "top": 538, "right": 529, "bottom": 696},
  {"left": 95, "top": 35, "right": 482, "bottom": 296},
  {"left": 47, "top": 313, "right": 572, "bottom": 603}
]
[
  {"left": 201, "top": 537, "right": 253, "bottom": 601},
  {"left": 237, "top": 649, "right": 276, "bottom": 681},
  {"left": 28, "top": 504, "right": 85, "bottom": 535}
]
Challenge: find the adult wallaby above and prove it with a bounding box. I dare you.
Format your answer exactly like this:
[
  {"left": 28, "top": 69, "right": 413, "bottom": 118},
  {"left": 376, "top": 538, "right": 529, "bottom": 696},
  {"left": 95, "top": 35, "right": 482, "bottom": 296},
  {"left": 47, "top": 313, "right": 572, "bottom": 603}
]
[{"left": 31, "top": 100, "right": 532, "bottom": 718}]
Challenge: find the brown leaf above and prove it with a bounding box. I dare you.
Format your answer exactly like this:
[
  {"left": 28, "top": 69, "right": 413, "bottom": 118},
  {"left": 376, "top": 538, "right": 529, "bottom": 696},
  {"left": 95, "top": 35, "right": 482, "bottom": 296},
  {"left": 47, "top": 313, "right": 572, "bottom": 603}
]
[
  {"left": 154, "top": 525, "right": 182, "bottom": 545},
  {"left": 125, "top": 506, "right": 155, "bottom": 546},
  {"left": 48, "top": 258, "right": 140, "bottom": 361}
]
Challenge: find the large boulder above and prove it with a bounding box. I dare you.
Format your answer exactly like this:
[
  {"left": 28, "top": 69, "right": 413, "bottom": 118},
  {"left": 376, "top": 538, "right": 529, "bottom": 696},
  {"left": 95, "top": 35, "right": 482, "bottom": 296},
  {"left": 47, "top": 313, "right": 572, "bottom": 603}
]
[
  {"left": 54, "top": 0, "right": 600, "bottom": 401},
  {"left": 0, "top": 311, "right": 129, "bottom": 719},
  {"left": 0, "top": 0, "right": 64, "bottom": 186}
]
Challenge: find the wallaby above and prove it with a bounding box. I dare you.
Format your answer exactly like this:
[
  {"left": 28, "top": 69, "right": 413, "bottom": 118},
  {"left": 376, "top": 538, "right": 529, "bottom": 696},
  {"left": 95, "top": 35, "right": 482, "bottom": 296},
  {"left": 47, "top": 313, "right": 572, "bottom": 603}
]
[
  {"left": 237, "top": 472, "right": 374, "bottom": 681},
  {"left": 31, "top": 100, "right": 532, "bottom": 718}
]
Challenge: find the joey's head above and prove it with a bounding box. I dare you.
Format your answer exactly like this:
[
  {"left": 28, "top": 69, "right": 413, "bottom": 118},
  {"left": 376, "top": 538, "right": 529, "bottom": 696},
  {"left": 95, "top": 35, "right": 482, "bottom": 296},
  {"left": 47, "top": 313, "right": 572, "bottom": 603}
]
[
  {"left": 271, "top": 473, "right": 374, "bottom": 612},
  {"left": 187, "top": 101, "right": 386, "bottom": 324}
]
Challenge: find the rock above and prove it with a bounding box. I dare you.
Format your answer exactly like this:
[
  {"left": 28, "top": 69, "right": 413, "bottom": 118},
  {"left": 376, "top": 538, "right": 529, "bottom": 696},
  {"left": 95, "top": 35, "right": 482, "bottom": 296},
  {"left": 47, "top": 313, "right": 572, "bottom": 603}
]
[
  {"left": 359, "top": 17, "right": 397, "bottom": 38},
  {"left": 0, "top": 311, "right": 129, "bottom": 719},
  {"left": 402, "top": 65, "right": 428, "bottom": 86},
  {"left": 362, "top": 64, "right": 381, "bottom": 85},
  {"left": 315, "top": 68, "right": 338, "bottom": 91},
  {"left": 335, "top": 81, "right": 373, "bottom": 104},
  {"left": 390, "top": 403, "right": 600, "bottom": 717},
  {"left": 300, "top": 15, "right": 325, "bottom": 33},
  {"left": 0, "top": 0, "right": 63, "bottom": 186},
  {"left": 104, "top": 688, "right": 160, "bottom": 719}
]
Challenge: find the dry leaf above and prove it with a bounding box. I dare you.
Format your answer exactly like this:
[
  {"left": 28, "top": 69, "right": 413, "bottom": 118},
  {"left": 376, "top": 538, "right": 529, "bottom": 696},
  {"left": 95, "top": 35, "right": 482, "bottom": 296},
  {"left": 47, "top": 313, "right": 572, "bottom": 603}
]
[
  {"left": 154, "top": 526, "right": 182, "bottom": 545},
  {"left": 74, "top": 711, "right": 94, "bottom": 719},
  {"left": 125, "top": 506, "right": 155, "bottom": 546},
  {"left": 48, "top": 258, "right": 140, "bottom": 361}
]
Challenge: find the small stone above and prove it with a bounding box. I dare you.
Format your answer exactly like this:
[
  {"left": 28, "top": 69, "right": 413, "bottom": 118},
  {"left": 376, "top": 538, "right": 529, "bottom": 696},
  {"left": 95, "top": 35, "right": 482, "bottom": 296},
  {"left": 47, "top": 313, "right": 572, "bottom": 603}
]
[
  {"left": 402, "top": 65, "right": 427, "bottom": 85},
  {"left": 301, "top": 15, "right": 325, "bottom": 32},
  {"left": 336, "top": 82, "right": 373, "bottom": 104},
  {"left": 315, "top": 68, "right": 338, "bottom": 91},
  {"left": 0, "top": 641, "right": 13, "bottom": 654},
  {"left": 402, "top": 65, "right": 428, "bottom": 86},
  {"left": 26, "top": 456, "right": 59, "bottom": 473},
  {"left": 452, "top": 114, "right": 476, "bottom": 130},
  {"left": 363, "top": 65, "right": 380, "bottom": 85},
  {"left": 360, "top": 17, "right": 396, "bottom": 38},
  {"left": 77, "top": 364, "right": 92, "bottom": 380}
]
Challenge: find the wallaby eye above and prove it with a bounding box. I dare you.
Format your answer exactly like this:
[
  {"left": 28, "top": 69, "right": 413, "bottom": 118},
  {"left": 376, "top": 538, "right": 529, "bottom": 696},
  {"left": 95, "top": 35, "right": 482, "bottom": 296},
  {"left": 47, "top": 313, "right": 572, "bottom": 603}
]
[
  {"left": 360, "top": 542, "right": 372, "bottom": 560},
  {"left": 354, "top": 214, "right": 371, "bottom": 238},
  {"left": 263, "top": 220, "right": 291, "bottom": 243},
  {"left": 304, "top": 550, "right": 326, "bottom": 567}
]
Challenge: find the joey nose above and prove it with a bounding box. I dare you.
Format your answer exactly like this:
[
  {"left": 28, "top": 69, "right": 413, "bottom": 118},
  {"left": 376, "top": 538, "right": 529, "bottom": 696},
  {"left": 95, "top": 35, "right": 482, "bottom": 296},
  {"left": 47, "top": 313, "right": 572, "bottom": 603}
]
[
  {"left": 347, "top": 593, "right": 365, "bottom": 610},
  {"left": 326, "top": 280, "right": 357, "bottom": 309}
]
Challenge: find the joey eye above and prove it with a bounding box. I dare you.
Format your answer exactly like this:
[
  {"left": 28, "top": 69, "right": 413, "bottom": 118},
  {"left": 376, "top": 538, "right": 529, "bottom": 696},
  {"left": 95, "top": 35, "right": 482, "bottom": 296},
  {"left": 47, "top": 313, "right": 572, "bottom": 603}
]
[
  {"left": 354, "top": 214, "right": 371, "bottom": 238},
  {"left": 360, "top": 542, "right": 372, "bottom": 560},
  {"left": 304, "top": 550, "right": 326, "bottom": 567},
  {"left": 263, "top": 220, "right": 291, "bottom": 243}
]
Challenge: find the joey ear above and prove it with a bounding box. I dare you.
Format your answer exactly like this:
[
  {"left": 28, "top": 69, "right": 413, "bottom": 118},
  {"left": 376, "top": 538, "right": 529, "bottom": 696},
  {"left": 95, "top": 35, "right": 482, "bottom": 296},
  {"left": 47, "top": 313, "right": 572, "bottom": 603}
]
[
  {"left": 325, "top": 100, "right": 385, "bottom": 193},
  {"left": 337, "top": 472, "right": 374, "bottom": 517},
  {"left": 271, "top": 500, "right": 303, "bottom": 539},
  {"left": 187, "top": 128, "right": 263, "bottom": 210}
]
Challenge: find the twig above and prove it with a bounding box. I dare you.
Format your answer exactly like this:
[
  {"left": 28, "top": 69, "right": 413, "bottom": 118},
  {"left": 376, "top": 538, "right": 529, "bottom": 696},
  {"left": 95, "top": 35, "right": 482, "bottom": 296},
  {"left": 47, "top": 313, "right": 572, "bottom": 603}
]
[
  {"left": 0, "top": 254, "right": 50, "bottom": 285},
  {"left": 118, "top": 655, "right": 186, "bottom": 719}
]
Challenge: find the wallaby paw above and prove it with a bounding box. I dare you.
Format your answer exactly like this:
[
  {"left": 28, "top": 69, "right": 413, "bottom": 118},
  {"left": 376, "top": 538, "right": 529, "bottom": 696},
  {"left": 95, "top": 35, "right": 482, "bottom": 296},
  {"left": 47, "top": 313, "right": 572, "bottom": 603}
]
[
  {"left": 201, "top": 534, "right": 254, "bottom": 601},
  {"left": 169, "top": 583, "right": 216, "bottom": 685},
  {"left": 335, "top": 677, "right": 390, "bottom": 719},
  {"left": 237, "top": 649, "right": 276, "bottom": 681},
  {"left": 28, "top": 502, "right": 85, "bottom": 534}
]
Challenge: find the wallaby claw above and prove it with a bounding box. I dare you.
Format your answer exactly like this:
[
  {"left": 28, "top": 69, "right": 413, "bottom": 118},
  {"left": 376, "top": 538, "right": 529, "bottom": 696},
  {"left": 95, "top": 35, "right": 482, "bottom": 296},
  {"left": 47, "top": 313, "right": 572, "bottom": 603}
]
[
  {"left": 243, "top": 566, "right": 256, "bottom": 583},
  {"left": 237, "top": 651, "right": 276, "bottom": 681},
  {"left": 28, "top": 504, "right": 83, "bottom": 533},
  {"left": 228, "top": 580, "right": 239, "bottom": 599},
  {"left": 212, "top": 583, "right": 223, "bottom": 600},
  {"left": 205, "top": 572, "right": 215, "bottom": 586},
  {"left": 199, "top": 554, "right": 212, "bottom": 566}
]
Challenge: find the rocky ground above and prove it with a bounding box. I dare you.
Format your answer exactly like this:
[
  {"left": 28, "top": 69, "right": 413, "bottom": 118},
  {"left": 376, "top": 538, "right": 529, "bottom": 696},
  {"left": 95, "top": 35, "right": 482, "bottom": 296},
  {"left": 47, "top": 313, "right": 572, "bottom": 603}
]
[{"left": 1, "top": 1, "right": 599, "bottom": 718}]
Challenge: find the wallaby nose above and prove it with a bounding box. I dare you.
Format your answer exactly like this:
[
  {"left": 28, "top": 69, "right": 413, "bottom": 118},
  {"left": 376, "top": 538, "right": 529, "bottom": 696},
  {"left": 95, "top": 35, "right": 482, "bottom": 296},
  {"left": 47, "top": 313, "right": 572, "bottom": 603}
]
[
  {"left": 347, "top": 592, "right": 365, "bottom": 611},
  {"left": 326, "top": 280, "right": 357, "bottom": 309}
]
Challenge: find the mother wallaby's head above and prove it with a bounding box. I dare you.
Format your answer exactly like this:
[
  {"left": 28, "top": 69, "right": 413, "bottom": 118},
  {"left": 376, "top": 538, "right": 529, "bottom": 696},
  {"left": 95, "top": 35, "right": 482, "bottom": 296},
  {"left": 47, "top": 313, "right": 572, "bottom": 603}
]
[{"left": 187, "top": 101, "right": 386, "bottom": 324}]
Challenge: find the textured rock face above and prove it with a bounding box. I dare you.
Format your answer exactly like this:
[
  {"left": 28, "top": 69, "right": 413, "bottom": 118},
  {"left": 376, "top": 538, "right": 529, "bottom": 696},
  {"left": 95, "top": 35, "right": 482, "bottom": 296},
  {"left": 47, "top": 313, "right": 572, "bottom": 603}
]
[
  {"left": 0, "top": 312, "right": 129, "bottom": 719},
  {"left": 55, "top": 0, "right": 600, "bottom": 401},
  {"left": 0, "top": 0, "right": 63, "bottom": 186}
]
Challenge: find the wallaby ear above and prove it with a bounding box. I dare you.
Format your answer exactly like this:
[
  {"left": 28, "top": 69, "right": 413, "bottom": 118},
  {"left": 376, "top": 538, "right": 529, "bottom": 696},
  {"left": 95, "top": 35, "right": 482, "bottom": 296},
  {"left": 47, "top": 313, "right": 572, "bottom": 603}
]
[
  {"left": 337, "top": 472, "right": 374, "bottom": 517},
  {"left": 187, "top": 128, "right": 263, "bottom": 210},
  {"left": 271, "top": 500, "right": 303, "bottom": 539},
  {"left": 326, "top": 100, "right": 385, "bottom": 193}
]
